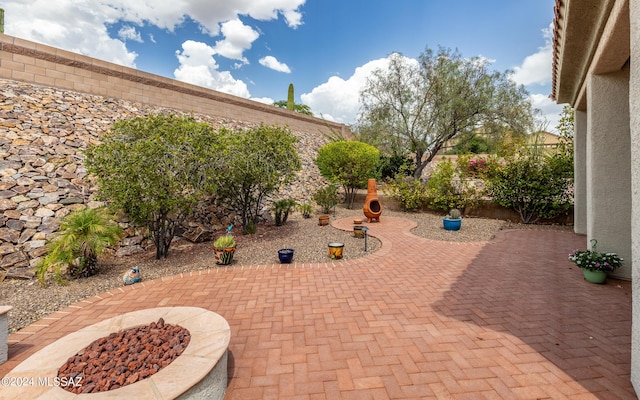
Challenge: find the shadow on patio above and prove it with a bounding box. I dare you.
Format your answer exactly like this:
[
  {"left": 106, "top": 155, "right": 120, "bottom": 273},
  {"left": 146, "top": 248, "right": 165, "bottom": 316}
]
[{"left": 432, "top": 229, "right": 635, "bottom": 399}]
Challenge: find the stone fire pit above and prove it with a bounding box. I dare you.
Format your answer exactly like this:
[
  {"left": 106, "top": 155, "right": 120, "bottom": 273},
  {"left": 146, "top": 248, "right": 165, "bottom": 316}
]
[{"left": 2, "top": 307, "right": 230, "bottom": 399}]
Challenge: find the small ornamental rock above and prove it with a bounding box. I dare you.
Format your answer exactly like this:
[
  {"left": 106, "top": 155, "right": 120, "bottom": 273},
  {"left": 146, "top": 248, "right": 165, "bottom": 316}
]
[{"left": 122, "top": 266, "right": 141, "bottom": 285}]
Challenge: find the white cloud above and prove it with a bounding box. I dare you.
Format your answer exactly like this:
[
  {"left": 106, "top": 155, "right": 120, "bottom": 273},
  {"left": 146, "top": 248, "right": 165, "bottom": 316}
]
[
  {"left": 118, "top": 26, "right": 143, "bottom": 43},
  {"left": 510, "top": 24, "right": 563, "bottom": 132},
  {"left": 213, "top": 19, "right": 260, "bottom": 63},
  {"left": 181, "top": 0, "right": 306, "bottom": 34},
  {"left": 1, "top": 0, "right": 306, "bottom": 69},
  {"left": 251, "top": 97, "right": 276, "bottom": 105},
  {"left": 174, "top": 40, "right": 250, "bottom": 98},
  {"left": 302, "top": 54, "right": 419, "bottom": 123},
  {"left": 530, "top": 93, "right": 564, "bottom": 133},
  {"left": 301, "top": 57, "right": 394, "bottom": 124},
  {"left": 511, "top": 24, "right": 553, "bottom": 86},
  {"left": 259, "top": 56, "right": 291, "bottom": 73},
  {"left": 2, "top": 1, "right": 138, "bottom": 67}
]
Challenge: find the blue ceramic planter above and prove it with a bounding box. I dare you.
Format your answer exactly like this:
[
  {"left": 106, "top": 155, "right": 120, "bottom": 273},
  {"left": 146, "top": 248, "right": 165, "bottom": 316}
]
[
  {"left": 443, "top": 217, "right": 461, "bottom": 231},
  {"left": 278, "top": 248, "right": 294, "bottom": 264}
]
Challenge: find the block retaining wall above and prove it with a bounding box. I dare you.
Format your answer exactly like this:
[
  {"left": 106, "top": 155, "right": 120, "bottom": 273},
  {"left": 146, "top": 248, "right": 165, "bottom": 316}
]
[
  {"left": 0, "top": 34, "right": 348, "bottom": 279},
  {"left": 0, "top": 34, "right": 348, "bottom": 136}
]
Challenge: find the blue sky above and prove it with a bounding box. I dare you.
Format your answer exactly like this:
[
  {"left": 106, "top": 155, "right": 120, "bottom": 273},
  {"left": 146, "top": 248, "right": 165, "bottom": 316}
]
[{"left": 1, "top": 0, "right": 561, "bottom": 129}]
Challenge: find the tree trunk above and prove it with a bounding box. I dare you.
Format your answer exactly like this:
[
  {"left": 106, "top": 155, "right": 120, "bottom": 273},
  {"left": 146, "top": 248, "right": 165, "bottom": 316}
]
[{"left": 150, "top": 213, "right": 176, "bottom": 259}]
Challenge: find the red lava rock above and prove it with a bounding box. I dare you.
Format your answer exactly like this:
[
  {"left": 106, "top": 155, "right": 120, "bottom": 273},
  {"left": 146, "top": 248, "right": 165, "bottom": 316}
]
[
  {"left": 57, "top": 318, "right": 190, "bottom": 394},
  {"left": 125, "top": 372, "right": 139, "bottom": 385}
]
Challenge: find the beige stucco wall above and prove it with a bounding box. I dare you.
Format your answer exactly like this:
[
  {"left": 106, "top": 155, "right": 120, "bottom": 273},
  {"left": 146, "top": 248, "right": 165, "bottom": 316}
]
[
  {"left": 586, "top": 67, "right": 632, "bottom": 280},
  {"left": 555, "top": 0, "right": 638, "bottom": 391},
  {"left": 630, "top": 0, "right": 640, "bottom": 391},
  {"left": 573, "top": 110, "right": 588, "bottom": 235},
  {"left": 0, "top": 34, "right": 349, "bottom": 137}
]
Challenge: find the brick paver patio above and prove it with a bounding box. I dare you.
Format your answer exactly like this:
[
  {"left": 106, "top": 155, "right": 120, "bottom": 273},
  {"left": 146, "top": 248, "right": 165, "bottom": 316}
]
[{"left": 1, "top": 216, "right": 635, "bottom": 399}]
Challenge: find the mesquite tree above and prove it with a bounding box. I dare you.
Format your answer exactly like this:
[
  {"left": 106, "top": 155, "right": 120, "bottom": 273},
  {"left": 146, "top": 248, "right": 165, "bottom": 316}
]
[
  {"left": 85, "top": 113, "right": 218, "bottom": 259},
  {"left": 358, "top": 47, "right": 534, "bottom": 178}
]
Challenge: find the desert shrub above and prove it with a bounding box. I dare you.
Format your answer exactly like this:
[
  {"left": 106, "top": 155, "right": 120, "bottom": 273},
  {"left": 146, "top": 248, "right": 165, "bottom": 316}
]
[
  {"left": 315, "top": 141, "right": 380, "bottom": 208},
  {"left": 383, "top": 176, "right": 428, "bottom": 211},
  {"left": 213, "top": 124, "right": 301, "bottom": 234},
  {"left": 85, "top": 113, "right": 217, "bottom": 259},
  {"left": 298, "top": 203, "right": 313, "bottom": 218},
  {"left": 482, "top": 131, "right": 573, "bottom": 224},
  {"left": 483, "top": 154, "right": 572, "bottom": 224},
  {"left": 313, "top": 184, "right": 340, "bottom": 214},
  {"left": 425, "top": 159, "right": 480, "bottom": 212}
]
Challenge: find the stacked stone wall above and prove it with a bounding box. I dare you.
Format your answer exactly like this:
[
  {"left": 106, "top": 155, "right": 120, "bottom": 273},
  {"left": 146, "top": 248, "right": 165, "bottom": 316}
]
[
  {"left": 0, "top": 33, "right": 351, "bottom": 279},
  {"left": 0, "top": 79, "right": 329, "bottom": 279}
]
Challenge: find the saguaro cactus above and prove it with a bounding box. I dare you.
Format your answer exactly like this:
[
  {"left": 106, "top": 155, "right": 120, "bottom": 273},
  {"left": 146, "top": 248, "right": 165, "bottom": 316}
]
[
  {"left": 287, "top": 83, "right": 294, "bottom": 111},
  {"left": 0, "top": 9, "right": 4, "bottom": 34}
]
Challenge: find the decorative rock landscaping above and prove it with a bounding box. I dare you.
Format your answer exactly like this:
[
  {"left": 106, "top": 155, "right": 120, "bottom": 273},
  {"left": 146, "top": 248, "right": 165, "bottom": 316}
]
[
  {"left": 58, "top": 317, "right": 191, "bottom": 394},
  {"left": 0, "top": 79, "right": 329, "bottom": 279}
]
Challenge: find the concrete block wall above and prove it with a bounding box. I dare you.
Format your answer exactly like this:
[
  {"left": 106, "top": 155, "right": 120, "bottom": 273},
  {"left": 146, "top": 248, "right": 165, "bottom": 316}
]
[{"left": 0, "top": 34, "right": 349, "bottom": 138}]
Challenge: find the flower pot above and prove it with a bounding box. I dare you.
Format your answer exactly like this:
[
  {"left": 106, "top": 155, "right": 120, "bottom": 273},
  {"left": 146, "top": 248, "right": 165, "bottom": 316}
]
[
  {"left": 443, "top": 217, "right": 461, "bottom": 231},
  {"left": 318, "top": 215, "right": 330, "bottom": 226},
  {"left": 278, "top": 248, "right": 294, "bottom": 264},
  {"left": 353, "top": 226, "right": 368, "bottom": 238},
  {"left": 583, "top": 269, "right": 607, "bottom": 284},
  {"left": 328, "top": 242, "right": 344, "bottom": 260},
  {"left": 214, "top": 247, "right": 235, "bottom": 265},
  {"left": 353, "top": 218, "right": 363, "bottom": 225}
]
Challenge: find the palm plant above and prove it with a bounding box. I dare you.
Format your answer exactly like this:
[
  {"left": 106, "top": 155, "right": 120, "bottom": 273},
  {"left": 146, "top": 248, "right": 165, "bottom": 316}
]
[{"left": 36, "top": 207, "right": 123, "bottom": 285}]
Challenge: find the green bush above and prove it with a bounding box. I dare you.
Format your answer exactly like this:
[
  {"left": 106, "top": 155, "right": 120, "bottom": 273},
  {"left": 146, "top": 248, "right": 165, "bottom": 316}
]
[
  {"left": 85, "top": 113, "right": 217, "bottom": 259},
  {"left": 378, "top": 154, "right": 415, "bottom": 180},
  {"left": 382, "top": 176, "right": 428, "bottom": 211},
  {"left": 315, "top": 141, "right": 380, "bottom": 208},
  {"left": 213, "top": 124, "right": 301, "bottom": 234},
  {"left": 313, "top": 184, "right": 340, "bottom": 214},
  {"left": 425, "top": 159, "right": 479, "bottom": 212},
  {"left": 483, "top": 154, "right": 572, "bottom": 224},
  {"left": 36, "top": 207, "right": 122, "bottom": 285},
  {"left": 272, "top": 198, "right": 298, "bottom": 226},
  {"left": 298, "top": 203, "right": 313, "bottom": 218}
]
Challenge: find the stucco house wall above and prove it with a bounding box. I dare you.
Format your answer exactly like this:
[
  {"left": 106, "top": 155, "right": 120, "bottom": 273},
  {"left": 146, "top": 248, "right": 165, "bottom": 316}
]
[{"left": 552, "top": 0, "right": 639, "bottom": 392}]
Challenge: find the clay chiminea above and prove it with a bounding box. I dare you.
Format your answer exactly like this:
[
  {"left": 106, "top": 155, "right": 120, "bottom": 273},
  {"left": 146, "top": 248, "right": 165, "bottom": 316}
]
[{"left": 363, "top": 178, "right": 382, "bottom": 222}]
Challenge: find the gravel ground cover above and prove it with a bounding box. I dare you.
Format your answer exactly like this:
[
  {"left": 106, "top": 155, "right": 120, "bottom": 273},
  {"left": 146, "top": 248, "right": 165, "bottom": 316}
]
[{"left": 1, "top": 207, "right": 571, "bottom": 333}]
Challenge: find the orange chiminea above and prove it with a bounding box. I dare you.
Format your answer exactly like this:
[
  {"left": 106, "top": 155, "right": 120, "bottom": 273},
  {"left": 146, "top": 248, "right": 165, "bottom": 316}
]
[{"left": 363, "top": 178, "right": 382, "bottom": 222}]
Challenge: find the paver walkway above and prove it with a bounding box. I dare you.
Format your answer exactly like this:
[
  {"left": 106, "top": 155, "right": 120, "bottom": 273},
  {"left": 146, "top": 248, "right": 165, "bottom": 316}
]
[{"left": 1, "top": 216, "right": 635, "bottom": 399}]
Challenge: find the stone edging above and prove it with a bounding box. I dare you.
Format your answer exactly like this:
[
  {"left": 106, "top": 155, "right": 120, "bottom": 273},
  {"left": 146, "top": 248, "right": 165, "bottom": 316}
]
[{"left": 2, "top": 307, "right": 230, "bottom": 399}]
